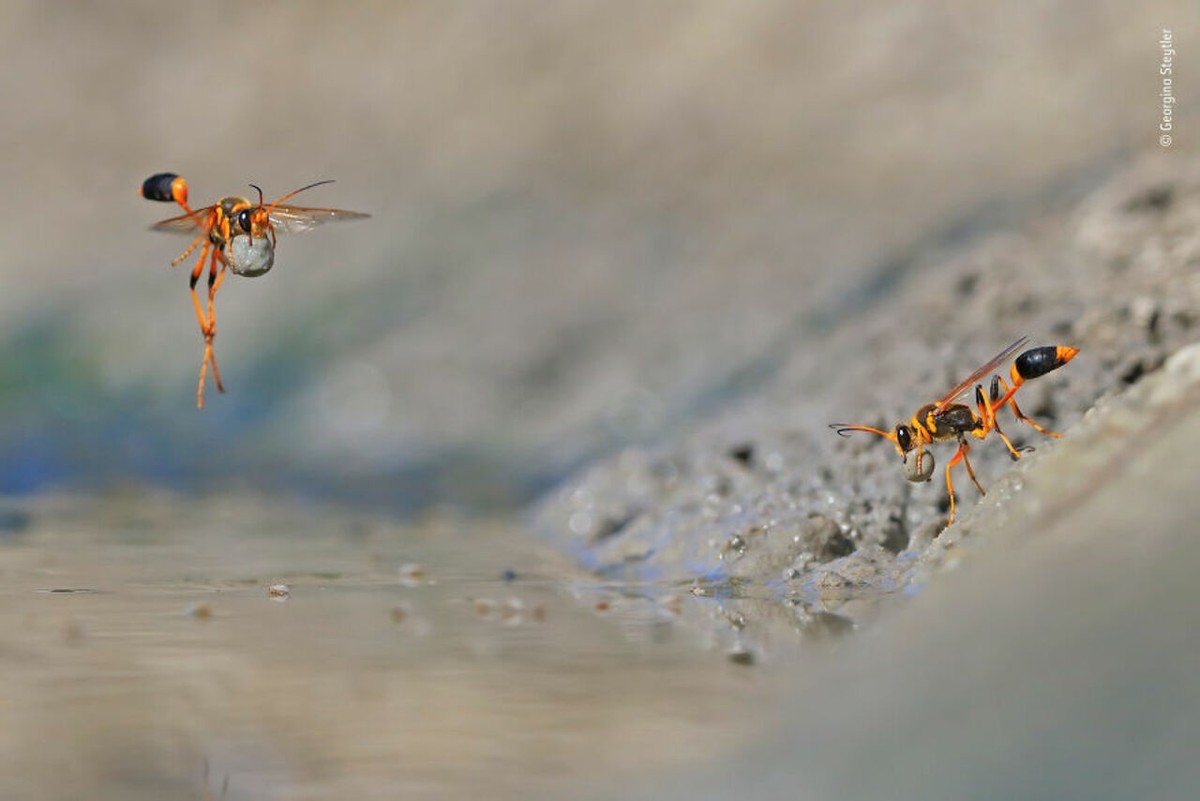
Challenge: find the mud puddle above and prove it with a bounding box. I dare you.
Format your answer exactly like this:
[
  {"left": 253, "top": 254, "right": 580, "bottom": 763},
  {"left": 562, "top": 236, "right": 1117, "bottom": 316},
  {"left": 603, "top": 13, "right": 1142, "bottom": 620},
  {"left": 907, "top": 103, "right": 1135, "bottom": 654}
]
[{"left": 0, "top": 492, "right": 800, "bottom": 801}]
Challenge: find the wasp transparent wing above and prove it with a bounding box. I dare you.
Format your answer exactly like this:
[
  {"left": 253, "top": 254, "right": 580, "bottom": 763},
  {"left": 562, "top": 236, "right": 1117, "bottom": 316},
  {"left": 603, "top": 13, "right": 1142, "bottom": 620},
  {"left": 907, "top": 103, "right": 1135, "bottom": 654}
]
[
  {"left": 933, "top": 336, "right": 1029, "bottom": 411},
  {"left": 266, "top": 205, "right": 371, "bottom": 235},
  {"left": 148, "top": 207, "right": 216, "bottom": 235}
]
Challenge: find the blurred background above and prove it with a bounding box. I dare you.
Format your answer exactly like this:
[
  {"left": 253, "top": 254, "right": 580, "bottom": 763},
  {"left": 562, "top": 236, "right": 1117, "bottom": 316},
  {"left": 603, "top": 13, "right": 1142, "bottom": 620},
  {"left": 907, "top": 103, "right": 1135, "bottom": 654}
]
[
  {"left": 4, "top": 3, "right": 1200, "bottom": 800},
  {"left": 2, "top": 0, "right": 1193, "bottom": 511}
]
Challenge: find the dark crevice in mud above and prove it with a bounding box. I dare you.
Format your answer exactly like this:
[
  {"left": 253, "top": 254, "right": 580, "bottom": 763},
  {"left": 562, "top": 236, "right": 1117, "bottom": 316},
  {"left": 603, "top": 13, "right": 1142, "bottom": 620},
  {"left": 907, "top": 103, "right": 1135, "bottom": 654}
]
[
  {"left": 588, "top": 510, "right": 644, "bottom": 545},
  {"left": 727, "top": 442, "right": 756, "bottom": 467},
  {"left": 1122, "top": 183, "right": 1174, "bottom": 213}
]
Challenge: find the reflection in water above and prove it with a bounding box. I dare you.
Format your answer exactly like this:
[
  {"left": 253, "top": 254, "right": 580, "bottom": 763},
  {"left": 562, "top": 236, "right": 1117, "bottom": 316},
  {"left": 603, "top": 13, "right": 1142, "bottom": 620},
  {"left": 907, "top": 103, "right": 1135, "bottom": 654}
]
[{"left": 0, "top": 493, "right": 802, "bottom": 801}]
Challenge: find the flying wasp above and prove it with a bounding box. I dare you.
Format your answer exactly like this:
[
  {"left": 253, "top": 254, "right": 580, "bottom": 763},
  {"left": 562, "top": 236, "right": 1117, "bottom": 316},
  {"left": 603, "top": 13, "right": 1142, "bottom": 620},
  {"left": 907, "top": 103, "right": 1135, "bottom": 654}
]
[
  {"left": 140, "top": 172, "right": 369, "bottom": 408},
  {"left": 830, "top": 336, "right": 1079, "bottom": 526}
]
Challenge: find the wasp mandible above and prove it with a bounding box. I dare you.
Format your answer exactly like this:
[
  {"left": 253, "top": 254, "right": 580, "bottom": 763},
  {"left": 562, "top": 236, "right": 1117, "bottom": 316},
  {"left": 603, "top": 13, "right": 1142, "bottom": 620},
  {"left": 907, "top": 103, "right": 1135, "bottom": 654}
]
[
  {"left": 140, "top": 173, "right": 369, "bottom": 408},
  {"left": 831, "top": 336, "right": 1079, "bottom": 526}
]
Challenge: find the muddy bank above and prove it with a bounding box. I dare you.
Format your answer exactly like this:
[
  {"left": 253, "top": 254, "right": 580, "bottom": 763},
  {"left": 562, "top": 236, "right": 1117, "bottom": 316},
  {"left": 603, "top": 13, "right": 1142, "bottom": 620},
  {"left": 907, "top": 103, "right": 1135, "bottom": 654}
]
[
  {"left": 633, "top": 321, "right": 1200, "bottom": 801},
  {"left": 534, "top": 152, "right": 1200, "bottom": 629}
]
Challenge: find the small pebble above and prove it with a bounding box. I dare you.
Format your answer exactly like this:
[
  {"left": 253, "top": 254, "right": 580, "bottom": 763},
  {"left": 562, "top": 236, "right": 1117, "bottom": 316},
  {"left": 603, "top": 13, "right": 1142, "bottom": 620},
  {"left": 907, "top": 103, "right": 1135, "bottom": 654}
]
[
  {"left": 500, "top": 597, "right": 525, "bottom": 626},
  {"left": 398, "top": 563, "right": 430, "bottom": 587},
  {"left": 727, "top": 647, "right": 756, "bottom": 666},
  {"left": 474, "top": 598, "right": 499, "bottom": 620},
  {"left": 186, "top": 602, "right": 214, "bottom": 620}
]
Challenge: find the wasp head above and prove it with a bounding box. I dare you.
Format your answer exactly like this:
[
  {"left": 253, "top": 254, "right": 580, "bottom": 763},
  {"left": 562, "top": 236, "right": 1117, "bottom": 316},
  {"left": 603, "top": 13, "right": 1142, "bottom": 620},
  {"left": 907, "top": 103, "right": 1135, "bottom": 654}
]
[{"left": 234, "top": 184, "right": 270, "bottom": 238}]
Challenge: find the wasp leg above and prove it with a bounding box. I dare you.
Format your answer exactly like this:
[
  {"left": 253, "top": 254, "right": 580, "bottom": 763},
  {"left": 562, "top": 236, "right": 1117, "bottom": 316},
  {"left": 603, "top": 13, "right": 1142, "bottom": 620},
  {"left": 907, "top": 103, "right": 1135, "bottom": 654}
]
[
  {"left": 172, "top": 232, "right": 206, "bottom": 268},
  {"left": 196, "top": 340, "right": 222, "bottom": 409},
  {"left": 970, "top": 383, "right": 1021, "bottom": 460},
  {"left": 202, "top": 219, "right": 232, "bottom": 387},
  {"left": 991, "top": 376, "right": 1063, "bottom": 439},
  {"left": 170, "top": 210, "right": 216, "bottom": 268},
  {"left": 944, "top": 444, "right": 961, "bottom": 525},
  {"left": 191, "top": 244, "right": 226, "bottom": 409},
  {"left": 204, "top": 246, "right": 228, "bottom": 350},
  {"left": 188, "top": 240, "right": 212, "bottom": 336},
  {"left": 207, "top": 253, "right": 227, "bottom": 397},
  {"left": 944, "top": 441, "right": 985, "bottom": 526},
  {"left": 959, "top": 442, "right": 986, "bottom": 496},
  {"left": 993, "top": 423, "right": 1026, "bottom": 460}
]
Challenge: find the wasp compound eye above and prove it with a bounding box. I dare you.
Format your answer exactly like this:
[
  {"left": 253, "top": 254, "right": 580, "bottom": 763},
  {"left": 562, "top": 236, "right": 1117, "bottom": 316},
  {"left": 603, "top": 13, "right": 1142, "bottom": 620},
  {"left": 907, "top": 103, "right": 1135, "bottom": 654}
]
[
  {"left": 895, "top": 425, "right": 913, "bottom": 452},
  {"left": 237, "top": 208, "right": 253, "bottom": 233}
]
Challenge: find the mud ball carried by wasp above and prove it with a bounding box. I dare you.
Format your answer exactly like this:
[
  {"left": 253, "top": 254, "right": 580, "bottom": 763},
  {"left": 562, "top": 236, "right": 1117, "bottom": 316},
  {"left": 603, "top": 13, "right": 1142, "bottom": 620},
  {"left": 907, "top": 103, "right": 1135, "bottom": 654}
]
[
  {"left": 228, "top": 233, "right": 275, "bottom": 277},
  {"left": 903, "top": 449, "right": 935, "bottom": 483}
]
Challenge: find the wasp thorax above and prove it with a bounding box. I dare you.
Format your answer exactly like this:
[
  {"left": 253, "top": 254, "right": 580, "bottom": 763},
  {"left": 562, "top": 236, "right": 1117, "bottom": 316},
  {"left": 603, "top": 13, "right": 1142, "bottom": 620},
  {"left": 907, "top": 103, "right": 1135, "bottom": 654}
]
[
  {"left": 902, "top": 447, "right": 935, "bottom": 483},
  {"left": 228, "top": 233, "right": 275, "bottom": 277}
]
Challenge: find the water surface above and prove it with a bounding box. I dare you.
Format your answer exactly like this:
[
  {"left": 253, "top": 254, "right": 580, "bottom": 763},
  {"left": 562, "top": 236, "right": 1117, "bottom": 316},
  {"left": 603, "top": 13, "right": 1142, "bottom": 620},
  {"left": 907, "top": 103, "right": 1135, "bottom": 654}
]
[{"left": 0, "top": 492, "right": 792, "bottom": 801}]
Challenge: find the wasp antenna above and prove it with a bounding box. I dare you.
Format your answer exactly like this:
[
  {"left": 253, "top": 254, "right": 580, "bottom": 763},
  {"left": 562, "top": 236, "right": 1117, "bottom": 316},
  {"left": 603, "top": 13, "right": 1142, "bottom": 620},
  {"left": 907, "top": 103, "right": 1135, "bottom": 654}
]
[
  {"left": 264, "top": 179, "right": 337, "bottom": 215},
  {"left": 830, "top": 424, "right": 869, "bottom": 438},
  {"left": 248, "top": 183, "right": 265, "bottom": 208},
  {"left": 283, "top": 179, "right": 336, "bottom": 199},
  {"left": 296, "top": 179, "right": 335, "bottom": 193},
  {"left": 829, "top": 423, "right": 895, "bottom": 441}
]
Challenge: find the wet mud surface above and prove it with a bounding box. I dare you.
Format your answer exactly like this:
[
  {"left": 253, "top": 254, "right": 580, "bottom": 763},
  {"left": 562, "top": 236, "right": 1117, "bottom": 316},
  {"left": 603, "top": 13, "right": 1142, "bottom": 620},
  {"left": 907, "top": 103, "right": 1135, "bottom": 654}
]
[
  {"left": 640, "top": 340, "right": 1200, "bottom": 801},
  {"left": 535, "top": 155, "right": 1200, "bottom": 631},
  {"left": 0, "top": 495, "right": 786, "bottom": 801}
]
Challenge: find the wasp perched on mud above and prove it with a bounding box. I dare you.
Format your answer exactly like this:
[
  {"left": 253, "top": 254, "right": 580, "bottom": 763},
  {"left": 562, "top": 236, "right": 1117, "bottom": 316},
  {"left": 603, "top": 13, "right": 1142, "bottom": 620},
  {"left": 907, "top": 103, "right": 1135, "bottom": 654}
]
[
  {"left": 830, "top": 336, "right": 1079, "bottom": 526},
  {"left": 140, "top": 172, "right": 369, "bottom": 408}
]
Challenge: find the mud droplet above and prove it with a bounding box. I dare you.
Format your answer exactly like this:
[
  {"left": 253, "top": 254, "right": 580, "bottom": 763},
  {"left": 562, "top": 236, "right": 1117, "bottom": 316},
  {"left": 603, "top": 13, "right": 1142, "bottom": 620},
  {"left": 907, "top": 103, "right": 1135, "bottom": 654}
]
[{"left": 903, "top": 449, "right": 935, "bottom": 483}]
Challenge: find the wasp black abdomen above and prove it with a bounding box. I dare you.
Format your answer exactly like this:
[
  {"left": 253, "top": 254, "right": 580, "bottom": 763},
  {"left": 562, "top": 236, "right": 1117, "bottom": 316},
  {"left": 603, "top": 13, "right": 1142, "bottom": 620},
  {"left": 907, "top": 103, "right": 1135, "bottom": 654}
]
[
  {"left": 1015, "top": 346, "right": 1076, "bottom": 380},
  {"left": 140, "top": 172, "right": 182, "bottom": 202}
]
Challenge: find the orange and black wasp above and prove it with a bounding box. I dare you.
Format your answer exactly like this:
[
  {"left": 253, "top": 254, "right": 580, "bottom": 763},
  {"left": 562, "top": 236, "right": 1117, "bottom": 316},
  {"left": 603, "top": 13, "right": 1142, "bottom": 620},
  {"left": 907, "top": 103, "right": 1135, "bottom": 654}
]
[
  {"left": 830, "top": 336, "right": 1079, "bottom": 526},
  {"left": 140, "top": 172, "right": 369, "bottom": 408}
]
